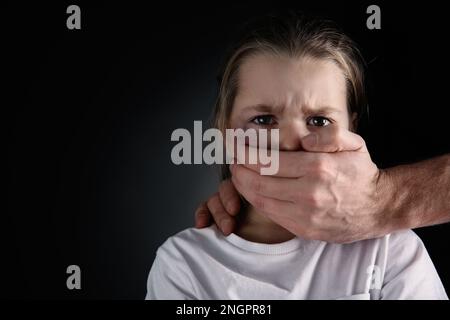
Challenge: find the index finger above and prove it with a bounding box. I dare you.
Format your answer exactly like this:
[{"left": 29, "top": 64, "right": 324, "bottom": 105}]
[{"left": 231, "top": 145, "right": 319, "bottom": 178}]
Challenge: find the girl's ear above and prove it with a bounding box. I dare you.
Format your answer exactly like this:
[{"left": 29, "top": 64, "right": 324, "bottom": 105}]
[{"left": 350, "top": 112, "right": 358, "bottom": 132}]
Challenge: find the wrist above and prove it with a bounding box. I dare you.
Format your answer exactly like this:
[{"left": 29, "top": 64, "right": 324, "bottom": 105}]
[
  {"left": 376, "top": 165, "right": 422, "bottom": 232},
  {"left": 373, "top": 167, "right": 408, "bottom": 234},
  {"left": 372, "top": 169, "right": 393, "bottom": 234}
]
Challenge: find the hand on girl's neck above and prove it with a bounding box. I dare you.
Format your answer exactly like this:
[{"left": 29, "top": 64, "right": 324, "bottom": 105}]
[{"left": 234, "top": 205, "right": 296, "bottom": 244}]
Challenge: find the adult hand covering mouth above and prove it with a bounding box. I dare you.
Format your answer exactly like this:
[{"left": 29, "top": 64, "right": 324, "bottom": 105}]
[
  {"left": 196, "top": 125, "right": 386, "bottom": 243},
  {"left": 195, "top": 125, "right": 450, "bottom": 244}
]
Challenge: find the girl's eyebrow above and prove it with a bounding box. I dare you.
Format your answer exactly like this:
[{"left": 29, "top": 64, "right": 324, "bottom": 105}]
[
  {"left": 241, "top": 104, "right": 284, "bottom": 114},
  {"left": 241, "top": 103, "right": 341, "bottom": 114},
  {"left": 302, "top": 105, "right": 342, "bottom": 114}
]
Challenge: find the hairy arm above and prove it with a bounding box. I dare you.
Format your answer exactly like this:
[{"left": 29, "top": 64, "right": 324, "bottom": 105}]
[
  {"left": 380, "top": 154, "right": 450, "bottom": 233},
  {"left": 196, "top": 128, "right": 450, "bottom": 242}
]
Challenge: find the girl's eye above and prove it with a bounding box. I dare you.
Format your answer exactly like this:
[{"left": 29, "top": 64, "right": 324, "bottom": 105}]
[
  {"left": 251, "top": 115, "right": 276, "bottom": 126},
  {"left": 307, "top": 116, "right": 332, "bottom": 127}
]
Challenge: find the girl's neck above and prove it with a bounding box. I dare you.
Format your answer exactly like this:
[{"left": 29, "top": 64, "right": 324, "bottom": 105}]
[{"left": 234, "top": 205, "right": 295, "bottom": 244}]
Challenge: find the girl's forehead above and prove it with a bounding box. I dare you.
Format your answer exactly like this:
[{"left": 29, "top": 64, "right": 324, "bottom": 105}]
[{"left": 235, "top": 53, "right": 347, "bottom": 112}]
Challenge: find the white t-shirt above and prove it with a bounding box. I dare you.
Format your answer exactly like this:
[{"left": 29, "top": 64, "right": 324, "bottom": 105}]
[{"left": 146, "top": 225, "right": 448, "bottom": 300}]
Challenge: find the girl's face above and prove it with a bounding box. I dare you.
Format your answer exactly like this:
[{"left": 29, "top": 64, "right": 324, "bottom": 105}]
[{"left": 229, "top": 53, "right": 353, "bottom": 151}]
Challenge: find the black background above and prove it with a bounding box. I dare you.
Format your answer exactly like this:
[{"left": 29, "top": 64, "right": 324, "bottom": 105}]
[{"left": 4, "top": 1, "right": 450, "bottom": 299}]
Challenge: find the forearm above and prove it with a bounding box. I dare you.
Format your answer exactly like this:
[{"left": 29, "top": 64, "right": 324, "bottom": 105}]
[{"left": 379, "top": 154, "right": 450, "bottom": 232}]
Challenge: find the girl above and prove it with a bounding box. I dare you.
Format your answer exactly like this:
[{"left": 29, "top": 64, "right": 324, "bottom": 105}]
[{"left": 146, "top": 12, "right": 447, "bottom": 300}]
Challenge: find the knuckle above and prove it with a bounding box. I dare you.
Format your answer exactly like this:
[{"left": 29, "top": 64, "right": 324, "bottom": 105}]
[
  {"left": 306, "top": 190, "right": 322, "bottom": 208},
  {"left": 309, "top": 211, "right": 324, "bottom": 227},
  {"left": 311, "top": 156, "right": 333, "bottom": 181},
  {"left": 227, "top": 199, "right": 240, "bottom": 214},
  {"left": 315, "top": 169, "right": 330, "bottom": 181}
]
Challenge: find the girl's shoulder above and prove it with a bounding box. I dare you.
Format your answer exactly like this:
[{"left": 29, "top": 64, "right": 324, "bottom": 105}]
[{"left": 156, "top": 225, "right": 223, "bottom": 258}]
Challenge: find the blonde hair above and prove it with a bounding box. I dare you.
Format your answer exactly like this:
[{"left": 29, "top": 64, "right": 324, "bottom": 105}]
[{"left": 213, "top": 12, "right": 367, "bottom": 179}]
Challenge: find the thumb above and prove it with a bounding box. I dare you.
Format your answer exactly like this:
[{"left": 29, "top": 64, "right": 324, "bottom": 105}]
[{"left": 302, "top": 127, "right": 366, "bottom": 152}]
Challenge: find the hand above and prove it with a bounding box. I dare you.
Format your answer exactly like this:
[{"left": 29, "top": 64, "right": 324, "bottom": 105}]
[
  {"left": 232, "top": 126, "right": 388, "bottom": 243},
  {"left": 196, "top": 126, "right": 389, "bottom": 243},
  {"left": 195, "top": 179, "right": 241, "bottom": 236}
]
